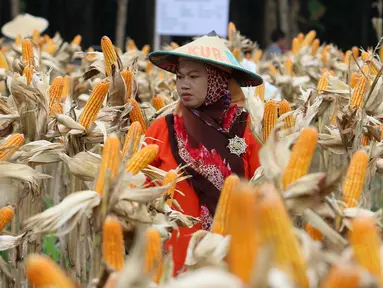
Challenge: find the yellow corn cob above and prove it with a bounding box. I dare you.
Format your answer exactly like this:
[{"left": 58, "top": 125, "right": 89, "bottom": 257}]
[
  {"left": 23, "top": 65, "right": 32, "bottom": 85},
  {"left": 321, "top": 49, "right": 328, "bottom": 64},
  {"left": 352, "top": 46, "right": 359, "bottom": 59},
  {"left": 282, "top": 127, "right": 318, "bottom": 189},
  {"left": 61, "top": 76, "right": 71, "bottom": 102},
  {"left": 268, "top": 64, "right": 277, "bottom": 77},
  {"left": 255, "top": 82, "right": 265, "bottom": 102},
  {"left": 0, "top": 205, "right": 15, "bottom": 232},
  {"left": 311, "top": 39, "right": 320, "bottom": 56},
  {"left": 227, "top": 182, "right": 258, "bottom": 284},
  {"left": 380, "top": 46, "right": 383, "bottom": 62},
  {"left": 303, "top": 30, "right": 316, "bottom": 46},
  {"left": 305, "top": 223, "right": 323, "bottom": 242},
  {"left": 49, "top": 76, "right": 64, "bottom": 104},
  {"left": 350, "top": 72, "right": 360, "bottom": 88},
  {"left": 361, "top": 134, "right": 370, "bottom": 146},
  {"left": 211, "top": 174, "right": 240, "bottom": 236},
  {"left": 127, "top": 98, "right": 147, "bottom": 132},
  {"left": 71, "top": 34, "right": 82, "bottom": 46},
  {"left": 22, "top": 39, "right": 34, "bottom": 67},
  {"left": 43, "top": 38, "right": 57, "bottom": 54},
  {"left": 361, "top": 51, "right": 369, "bottom": 62},
  {"left": 101, "top": 36, "right": 118, "bottom": 77},
  {"left": 102, "top": 216, "right": 125, "bottom": 271},
  {"left": 49, "top": 102, "right": 63, "bottom": 116},
  {"left": 152, "top": 95, "right": 166, "bottom": 111},
  {"left": 228, "top": 22, "right": 237, "bottom": 41},
  {"left": 232, "top": 48, "right": 241, "bottom": 61},
  {"left": 145, "top": 228, "right": 163, "bottom": 275},
  {"left": 25, "top": 254, "right": 76, "bottom": 288},
  {"left": 254, "top": 49, "right": 263, "bottom": 63},
  {"left": 0, "top": 51, "right": 9, "bottom": 71},
  {"left": 121, "top": 70, "right": 133, "bottom": 100},
  {"left": 0, "top": 133, "right": 25, "bottom": 161},
  {"left": 292, "top": 37, "right": 300, "bottom": 55},
  {"left": 170, "top": 42, "right": 179, "bottom": 49},
  {"left": 344, "top": 50, "right": 352, "bottom": 65},
  {"left": 127, "top": 39, "right": 137, "bottom": 51},
  {"left": 279, "top": 99, "right": 295, "bottom": 129},
  {"left": 0, "top": 47, "right": 6, "bottom": 53},
  {"left": 142, "top": 44, "right": 150, "bottom": 56},
  {"left": 350, "top": 66, "right": 368, "bottom": 108},
  {"left": 255, "top": 183, "right": 309, "bottom": 288},
  {"left": 79, "top": 80, "right": 110, "bottom": 130},
  {"left": 342, "top": 150, "right": 368, "bottom": 208},
  {"left": 317, "top": 72, "right": 329, "bottom": 94},
  {"left": 162, "top": 170, "right": 177, "bottom": 207},
  {"left": 122, "top": 121, "right": 143, "bottom": 156},
  {"left": 32, "top": 29, "right": 40, "bottom": 44},
  {"left": 367, "top": 58, "right": 381, "bottom": 75},
  {"left": 285, "top": 59, "right": 294, "bottom": 76},
  {"left": 15, "top": 34, "right": 22, "bottom": 46},
  {"left": 86, "top": 47, "right": 96, "bottom": 62},
  {"left": 95, "top": 135, "right": 121, "bottom": 196},
  {"left": 320, "top": 264, "right": 360, "bottom": 288},
  {"left": 125, "top": 144, "right": 159, "bottom": 175},
  {"left": 146, "top": 61, "right": 153, "bottom": 73},
  {"left": 349, "top": 215, "right": 382, "bottom": 285},
  {"left": 297, "top": 32, "right": 304, "bottom": 45},
  {"left": 262, "top": 99, "right": 278, "bottom": 142}
]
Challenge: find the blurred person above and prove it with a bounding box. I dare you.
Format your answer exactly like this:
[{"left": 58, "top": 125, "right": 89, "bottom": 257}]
[
  {"left": 145, "top": 31, "right": 262, "bottom": 274},
  {"left": 265, "top": 28, "right": 286, "bottom": 59}
]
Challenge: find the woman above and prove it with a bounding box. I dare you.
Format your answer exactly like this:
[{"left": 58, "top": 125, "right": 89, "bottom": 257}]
[{"left": 145, "top": 31, "right": 263, "bottom": 273}]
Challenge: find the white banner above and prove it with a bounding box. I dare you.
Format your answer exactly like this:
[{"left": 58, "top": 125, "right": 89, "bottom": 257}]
[{"left": 155, "top": 0, "right": 230, "bottom": 37}]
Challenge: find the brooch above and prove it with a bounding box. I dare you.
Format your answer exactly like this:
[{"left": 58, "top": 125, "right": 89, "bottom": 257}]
[{"left": 227, "top": 135, "right": 248, "bottom": 156}]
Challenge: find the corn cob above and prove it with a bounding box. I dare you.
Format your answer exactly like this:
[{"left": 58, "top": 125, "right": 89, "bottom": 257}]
[
  {"left": 95, "top": 135, "right": 121, "bottom": 196},
  {"left": 102, "top": 216, "right": 125, "bottom": 271},
  {"left": 32, "top": 29, "right": 40, "bottom": 44},
  {"left": 227, "top": 182, "right": 258, "bottom": 284},
  {"left": 121, "top": 70, "right": 133, "bottom": 100},
  {"left": 282, "top": 127, "right": 318, "bottom": 189},
  {"left": 0, "top": 205, "right": 15, "bottom": 232},
  {"left": 268, "top": 64, "right": 277, "bottom": 77},
  {"left": 43, "top": 38, "right": 56, "bottom": 54},
  {"left": 122, "top": 121, "right": 143, "bottom": 156},
  {"left": 145, "top": 228, "right": 163, "bottom": 275},
  {"left": 71, "top": 34, "right": 82, "bottom": 46},
  {"left": 86, "top": 47, "right": 96, "bottom": 62},
  {"left": 344, "top": 50, "right": 352, "bottom": 65},
  {"left": 61, "top": 76, "right": 71, "bottom": 102},
  {"left": 350, "top": 72, "right": 360, "bottom": 88},
  {"left": 255, "top": 183, "right": 309, "bottom": 288},
  {"left": 0, "top": 133, "right": 25, "bottom": 161},
  {"left": 380, "top": 46, "right": 383, "bottom": 62},
  {"left": 50, "top": 102, "right": 63, "bottom": 116},
  {"left": 321, "top": 49, "right": 328, "bottom": 64},
  {"left": 350, "top": 65, "right": 369, "bottom": 108},
  {"left": 342, "top": 150, "right": 368, "bottom": 208},
  {"left": 146, "top": 61, "right": 153, "bottom": 73},
  {"left": 303, "top": 30, "right": 316, "bottom": 46},
  {"left": 127, "top": 39, "right": 137, "bottom": 51},
  {"left": 352, "top": 46, "right": 359, "bottom": 59},
  {"left": 320, "top": 264, "right": 360, "bottom": 288},
  {"left": 367, "top": 58, "right": 381, "bottom": 75},
  {"left": 79, "top": 80, "right": 110, "bottom": 130},
  {"left": 49, "top": 76, "right": 64, "bottom": 104},
  {"left": 285, "top": 59, "right": 294, "bottom": 76},
  {"left": 305, "top": 223, "right": 323, "bottom": 242},
  {"left": 297, "top": 32, "right": 304, "bottom": 44},
  {"left": 232, "top": 48, "right": 241, "bottom": 61},
  {"left": 262, "top": 99, "right": 278, "bottom": 142},
  {"left": 0, "top": 51, "right": 9, "bottom": 71},
  {"left": 152, "top": 95, "right": 166, "bottom": 111},
  {"left": 22, "top": 39, "right": 34, "bottom": 67},
  {"left": 349, "top": 215, "right": 382, "bottom": 285},
  {"left": 255, "top": 82, "right": 265, "bottom": 102},
  {"left": 127, "top": 98, "right": 147, "bottom": 132},
  {"left": 162, "top": 170, "right": 177, "bottom": 207},
  {"left": 361, "top": 51, "right": 369, "bottom": 62},
  {"left": 317, "top": 72, "right": 329, "bottom": 94},
  {"left": 23, "top": 65, "right": 32, "bottom": 85},
  {"left": 361, "top": 134, "right": 370, "bottom": 146},
  {"left": 254, "top": 49, "right": 263, "bottom": 63},
  {"left": 211, "top": 174, "right": 240, "bottom": 236},
  {"left": 170, "top": 42, "right": 179, "bottom": 49},
  {"left": 25, "top": 254, "right": 76, "bottom": 288},
  {"left": 15, "top": 34, "right": 22, "bottom": 46},
  {"left": 279, "top": 99, "right": 295, "bottom": 129},
  {"left": 228, "top": 22, "right": 236, "bottom": 41},
  {"left": 0, "top": 47, "right": 6, "bottom": 53},
  {"left": 101, "top": 36, "right": 118, "bottom": 76},
  {"left": 125, "top": 144, "right": 159, "bottom": 175},
  {"left": 292, "top": 37, "right": 300, "bottom": 55},
  {"left": 142, "top": 44, "right": 150, "bottom": 55},
  {"left": 311, "top": 39, "right": 320, "bottom": 56}
]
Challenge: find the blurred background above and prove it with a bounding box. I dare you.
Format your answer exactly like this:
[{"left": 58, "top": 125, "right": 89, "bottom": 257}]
[{"left": 0, "top": 0, "right": 381, "bottom": 52}]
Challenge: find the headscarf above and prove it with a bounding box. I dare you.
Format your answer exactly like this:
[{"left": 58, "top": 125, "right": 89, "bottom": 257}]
[{"left": 165, "top": 63, "right": 249, "bottom": 221}]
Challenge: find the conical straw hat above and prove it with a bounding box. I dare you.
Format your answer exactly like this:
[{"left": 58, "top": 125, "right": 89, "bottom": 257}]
[
  {"left": 1, "top": 13, "right": 48, "bottom": 39},
  {"left": 148, "top": 31, "right": 263, "bottom": 87}
]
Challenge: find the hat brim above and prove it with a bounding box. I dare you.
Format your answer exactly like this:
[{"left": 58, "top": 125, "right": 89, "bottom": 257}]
[{"left": 149, "top": 51, "right": 263, "bottom": 87}]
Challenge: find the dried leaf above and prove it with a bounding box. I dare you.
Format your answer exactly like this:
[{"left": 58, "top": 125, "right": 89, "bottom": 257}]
[
  {"left": 0, "top": 233, "right": 26, "bottom": 251},
  {"left": 60, "top": 151, "right": 100, "bottom": 181}
]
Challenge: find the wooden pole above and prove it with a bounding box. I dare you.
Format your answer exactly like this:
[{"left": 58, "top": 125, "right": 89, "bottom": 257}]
[
  {"left": 115, "top": 0, "right": 128, "bottom": 50},
  {"left": 11, "top": 0, "right": 20, "bottom": 18}
]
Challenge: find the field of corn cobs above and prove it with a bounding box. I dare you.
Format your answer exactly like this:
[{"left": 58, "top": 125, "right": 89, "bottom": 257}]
[{"left": 0, "top": 22, "right": 383, "bottom": 287}]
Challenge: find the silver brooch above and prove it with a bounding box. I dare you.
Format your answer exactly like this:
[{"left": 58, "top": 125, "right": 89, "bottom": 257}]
[{"left": 227, "top": 135, "right": 248, "bottom": 156}]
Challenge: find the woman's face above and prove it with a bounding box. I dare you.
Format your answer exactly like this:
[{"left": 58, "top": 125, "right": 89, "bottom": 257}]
[{"left": 176, "top": 60, "right": 208, "bottom": 108}]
